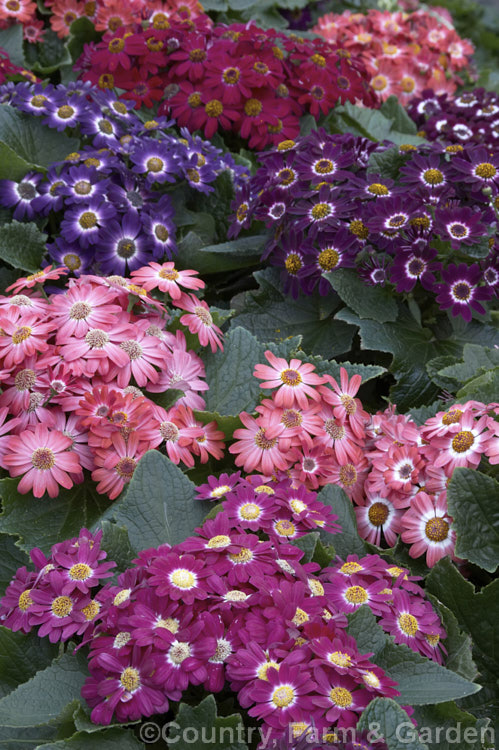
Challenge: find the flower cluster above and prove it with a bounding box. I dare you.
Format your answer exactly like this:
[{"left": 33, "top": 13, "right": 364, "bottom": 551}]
[
  {"left": 313, "top": 8, "right": 474, "bottom": 103},
  {"left": 76, "top": 17, "right": 376, "bottom": 149},
  {"left": 229, "top": 129, "right": 498, "bottom": 318},
  {"left": 0, "top": 265, "right": 224, "bottom": 499},
  {"left": 408, "top": 87, "right": 499, "bottom": 149},
  {"left": 0, "top": 0, "right": 202, "bottom": 42},
  {"left": 230, "top": 352, "right": 498, "bottom": 566},
  {"left": 1, "top": 473, "right": 448, "bottom": 743},
  {"left": 0, "top": 81, "right": 247, "bottom": 276}
]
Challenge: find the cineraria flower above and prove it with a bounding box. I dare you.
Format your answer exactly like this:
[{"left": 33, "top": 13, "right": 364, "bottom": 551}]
[
  {"left": 248, "top": 662, "right": 316, "bottom": 729},
  {"left": 254, "top": 352, "right": 325, "bottom": 409},
  {"left": 130, "top": 262, "right": 205, "bottom": 298},
  {"left": 176, "top": 294, "right": 223, "bottom": 353},
  {"left": 3, "top": 425, "right": 81, "bottom": 498},
  {"left": 400, "top": 492, "right": 456, "bottom": 566},
  {"left": 355, "top": 495, "right": 402, "bottom": 547},
  {"left": 148, "top": 553, "right": 209, "bottom": 604},
  {"left": 434, "top": 263, "right": 492, "bottom": 321}
]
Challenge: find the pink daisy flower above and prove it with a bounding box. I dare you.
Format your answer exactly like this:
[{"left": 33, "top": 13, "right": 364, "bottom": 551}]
[
  {"left": 248, "top": 662, "right": 316, "bottom": 729},
  {"left": 229, "top": 412, "right": 290, "bottom": 476},
  {"left": 431, "top": 412, "right": 491, "bottom": 472},
  {"left": 401, "top": 491, "right": 456, "bottom": 567},
  {"left": 5, "top": 265, "right": 68, "bottom": 294},
  {"left": 3, "top": 425, "right": 81, "bottom": 498},
  {"left": 312, "top": 668, "right": 370, "bottom": 727},
  {"left": 49, "top": 283, "right": 122, "bottom": 341},
  {"left": 91, "top": 432, "right": 144, "bottom": 500},
  {"left": 176, "top": 293, "right": 223, "bottom": 352},
  {"left": 355, "top": 494, "right": 402, "bottom": 547},
  {"left": 254, "top": 351, "right": 325, "bottom": 409},
  {"left": 105, "top": 321, "right": 172, "bottom": 389},
  {"left": 321, "top": 368, "right": 369, "bottom": 438},
  {"left": 130, "top": 262, "right": 205, "bottom": 298},
  {"left": 0, "top": 309, "right": 55, "bottom": 368},
  {"left": 0, "top": 566, "right": 37, "bottom": 633},
  {"left": 147, "top": 552, "right": 209, "bottom": 604},
  {"left": 58, "top": 320, "right": 131, "bottom": 378}
]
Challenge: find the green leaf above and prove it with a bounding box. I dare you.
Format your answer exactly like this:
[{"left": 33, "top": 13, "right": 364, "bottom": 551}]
[
  {"left": 0, "top": 479, "right": 109, "bottom": 555},
  {"left": 172, "top": 695, "right": 247, "bottom": 750},
  {"left": 457, "top": 368, "right": 499, "bottom": 403},
  {"left": 203, "top": 326, "right": 264, "bottom": 416},
  {"left": 177, "top": 235, "right": 264, "bottom": 275},
  {"left": 292, "top": 532, "right": 320, "bottom": 563},
  {"left": 438, "top": 344, "right": 499, "bottom": 384},
  {"left": 0, "top": 628, "right": 59, "bottom": 699},
  {"left": 194, "top": 410, "right": 241, "bottom": 440},
  {"left": 0, "top": 105, "right": 80, "bottom": 178},
  {"left": 426, "top": 594, "right": 477, "bottom": 682},
  {"left": 447, "top": 469, "right": 499, "bottom": 573},
  {"left": 0, "top": 724, "right": 57, "bottom": 749},
  {"left": 367, "top": 146, "right": 408, "bottom": 179},
  {"left": 426, "top": 355, "right": 461, "bottom": 391},
  {"left": 324, "top": 268, "right": 398, "bottom": 323},
  {"left": 335, "top": 307, "right": 461, "bottom": 410},
  {"left": 24, "top": 29, "right": 72, "bottom": 75},
  {"left": 0, "top": 221, "right": 46, "bottom": 272},
  {"left": 32, "top": 728, "right": 145, "bottom": 749},
  {"left": 111, "top": 451, "right": 206, "bottom": 550},
  {"left": 231, "top": 268, "right": 355, "bottom": 359},
  {"left": 375, "top": 641, "right": 481, "bottom": 705},
  {"left": 316, "top": 484, "right": 366, "bottom": 558},
  {"left": 0, "top": 652, "right": 87, "bottom": 728},
  {"left": 380, "top": 96, "right": 418, "bottom": 135},
  {"left": 99, "top": 522, "right": 136, "bottom": 574},
  {"left": 357, "top": 698, "right": 429, "bottom": 750},
  {"left": 296, "top": 353, "right": 386, "bottom": 385},
  {"left": 407, "top": 401, "right": 444, "bottom": 426},
  {"left": 0, "top": 532, "right": 28, "bottom": 593},
  {"left": 413, "top": 703, "right": 492, "bottom": 750},
  {"left": 426, "top": 558, "right": 499, "bottom": 671},
  {"left": 347, "top": 606, "right": 388, "bottom": 656},
  {"left": 66, "top": 17, "right": 101, "bottom": 63},
  {"left": 330, "top": 101, "right": 425, "bottom": 146},
  {"left": 146, "top": 389, "right": 183, "bottom": 411},
  {"left": 0, "top": 25, "right": 26, "bottom": 67}
]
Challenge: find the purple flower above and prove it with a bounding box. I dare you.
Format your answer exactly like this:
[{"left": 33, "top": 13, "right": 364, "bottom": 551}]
[
  {"left": 60, "top": 200, "right": 117, "bottom": 247},
  {"left": 130, "top": 141, "right": 179, "bottom": 185},
  {"left": 434, "top": 262, "right": 493, "bottom": 321},
  {"left": 451, "top": 146, "right": 499, "bottom": 192},
  {"left": 44, "top": 93, "right": 84, "bottom": 131},
  {"left": 46, "top": 239, "right": 93, "bottom": 276},
  {"left": 0, "top": 173, "right": 42, "bottom": 220},
  {"left": 390, "top": 246, "right": 439, "bottom": 292},
  {"left": 434, "top": 206, "right": 487, "bottom": 249},
  {"left": 60, "top": 165, "right": 109, "bottom": 204},
  {"left": 96, "top": 213, "right": 153, "bottom": 274}
]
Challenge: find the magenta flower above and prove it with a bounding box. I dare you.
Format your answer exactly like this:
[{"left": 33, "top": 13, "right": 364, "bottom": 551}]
[{"left": 254, "top": 351, "right": 325, "bottom": 409}]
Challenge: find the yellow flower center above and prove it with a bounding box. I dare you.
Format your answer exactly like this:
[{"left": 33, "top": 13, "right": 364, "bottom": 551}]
[
  {"left": 277, "top": 140, "right": 295, "bottom": 151},
  {"left": 275, "top": 519, "right": 296, "bottom": 537},
  {"left": 398, "top": 612, "right": 418, "bottom": 636},
  {"left": 257, "top": 661, "right": 280, "bottom": 680},
  {"left": 240, "top": 502, "right": 261, "bottom": 520},
  {"left": 423, "top": 168, "right": 444, "bottom": 185},
  {"left": 82, "top": 600, "right": 100, "bottom": 620},
  {"left": 51, "top": 595, "right": 73, "bottom": 618},
  {"left": 368, "top": 502, "right": 389, "bottom": 526},
  {"left": 349, "top": 219, "right": 369, "bottom": 239},
  {"left": 18, "top": 589, "right": 33, "bottom": 611},
  {"left": 311, "top": 203, "right": 331, "bottom": 220},
  {"left": 425, "top": 517, "right": 449, "bottom": 542},
  {"left": 244, "top": 98, "right": 263, "bottom": 117},
  {"left": 474, "top": 162, "right": 496, "bottom": 179},
  {"left": 339, "top": 463, "right": 357, "bottom": 487},
  {"left": 292, "top": 607, "right": 309, "bottom": 625},
  {"left": 284, "top": 253, "right": 302, "bottom": 275},
  {"left": 170, "top": 569, "right": 196, "bottom": 588},
  {"left": 205, "top": 99, "right": 223, "bottom": 117},
  {"left": 345, "top": 585, "right": 368, "bottom": 604},
  {"left": 451, "top": 430, "right": 474, "bottom": 453},
  {"left": 31, "top": 447, "right": 56, "bottom": 471},
  {"left": 113, "top": 589, "right": 131, "bottom": 606},
  {"left": 120, "top": 667, "right": 140, "bottom": 692},
  {"left": 12, "top": 326, "right": 32, "bottom": 344},
  {"left": 228, "top": 547, "right": 253, "bottom": 564},
  {"left": 271, "top": 685, "right": 295, "bottom": 708},
  {"left": 155, "top": 617, "right": 179, "bottom": 633},
  {"left": 318, "top": 247, "right": 340, "bottom": 270},
  {"left": 329, "top": 651, "right": 351, "bottom": 667},
  {"left": 69, "top": 563, "right": 92, "bottom": 580},
  {"left": 442, "top": 409, "right": 463, "bottom": 425},
  {"left": 146, "top": 157, "right": 164, "bottom": 173},
  {"left": 79, "top": 211, "right": 97, "bottom": 229},
  {"left": 340, "top": 561, "right": 363, "bottom": 575},
  {"left": 362, "top": 670, "right": 381, "bottom": 688},
  {"left": 330, "top": 687, "right": 353, "bottom": 707},
  {"left": 206, "top": 535, "right": 231, "bottom": 548}
]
